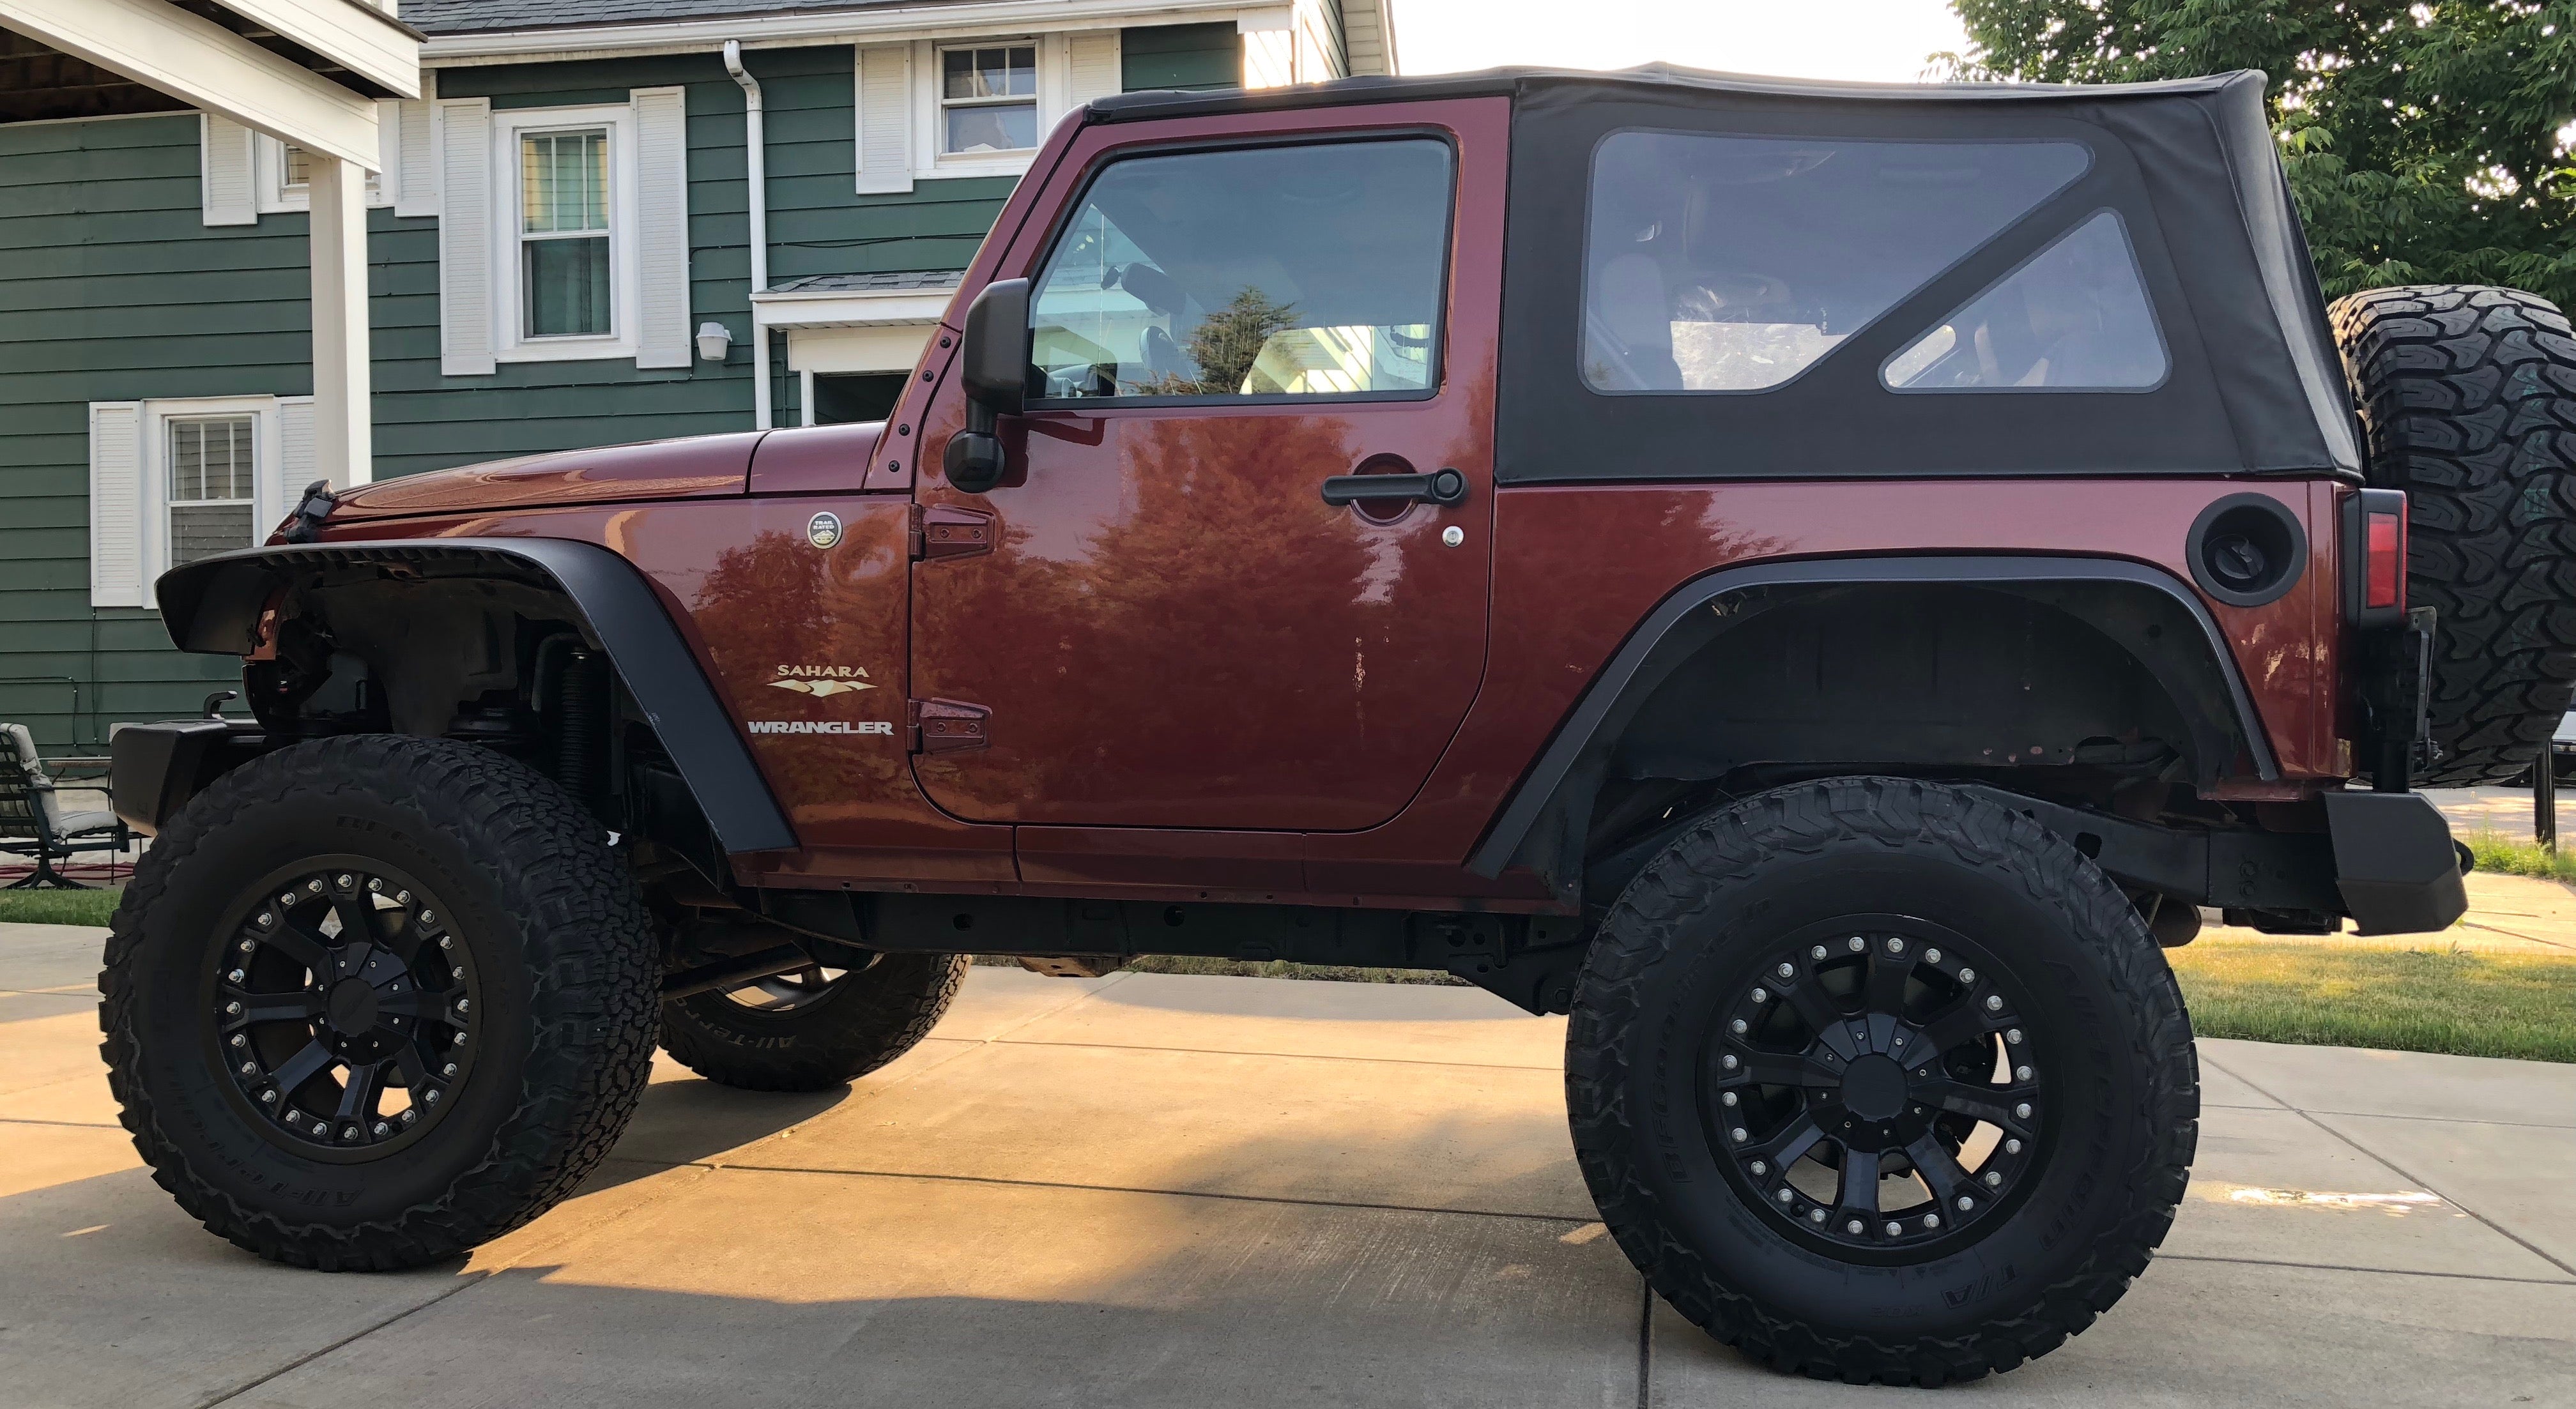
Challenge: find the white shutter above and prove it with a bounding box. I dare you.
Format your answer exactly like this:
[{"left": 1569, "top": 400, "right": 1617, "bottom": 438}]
[
  {"left": 854, "top": 43, "right": 914, "bottom": 194},
  {"left": 632, "top": 86, "right": 693, "bottom": 369},
  {"left": 88, "top": 403, "right": 146, "bottom": 609},
  {"left": 199, "top": 113, "right": 255, "bottom": 226},
  {"left": 436, "top": 97, "right": 496, "bottom": 376},
  {"left": 394, "top": 98, "right": 436, "bottom": 216},
  {"left": 1068, "top": 31, "right": 1123, "bottom": 107},
  {"left": 273, "top": 397, "right": 318, "bottom": 525}
]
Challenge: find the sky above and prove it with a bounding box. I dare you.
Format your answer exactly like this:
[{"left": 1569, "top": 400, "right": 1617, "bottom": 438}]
[{"left": 1391, "top": 0, "right": 1975, "bottom": 84}]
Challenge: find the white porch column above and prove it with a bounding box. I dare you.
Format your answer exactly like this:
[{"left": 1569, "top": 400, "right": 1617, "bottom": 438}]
[{"left": 307, "top": 155, "right": 372, "bottom": 485}]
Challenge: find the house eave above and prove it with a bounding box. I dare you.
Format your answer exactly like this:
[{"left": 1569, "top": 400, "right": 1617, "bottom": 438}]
[
  {"left": 751, "top": 286, "right": 958, "bottom": 331},
  {"left": 418, "top": 0, "right": 1268, "bottom": 68}
]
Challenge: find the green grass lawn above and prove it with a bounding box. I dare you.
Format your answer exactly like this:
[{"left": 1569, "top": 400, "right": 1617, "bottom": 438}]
[
  {"left": 2463, "top": 830, "right": 2576, "bottom": 884},
  {"left": 0, "top": 887, "right": 121, "bottom": 927},
  {"left": 2169, "top": 937, "right": 2576, "bottom": 1063}
]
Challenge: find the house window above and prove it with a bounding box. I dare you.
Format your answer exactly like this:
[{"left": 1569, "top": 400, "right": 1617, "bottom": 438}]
[
  {"left": 487, "top": 103, "right": 641, "bottom": 363},
  {"left": 939, "top": 44, "right": 1038, "bottom": 155},
  {"left": 256, "top": 110, "right": 394, "bottom": 215},
  {"left": 519, "top": 129, "right": 614, "bottom": 339},
  {"left": 166, "top": 416, "right": 257, "bottom": 566}
]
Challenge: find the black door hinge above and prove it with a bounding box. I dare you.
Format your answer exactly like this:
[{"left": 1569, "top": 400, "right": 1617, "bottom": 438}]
[
  {"left": 909, "top": 503, "right": 995, "bottom": 561},
  {"left": 908, "top": 697, "right": 990, "bottom": 754}
]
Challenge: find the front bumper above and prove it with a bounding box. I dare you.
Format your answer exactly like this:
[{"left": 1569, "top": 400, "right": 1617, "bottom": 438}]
[{"left": 110, "top": 719, "right": 268, "bottom": 836}]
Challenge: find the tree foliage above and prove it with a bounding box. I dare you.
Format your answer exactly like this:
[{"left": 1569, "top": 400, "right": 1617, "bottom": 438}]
[{"left": 1946, "top": 1, "right": 2576, "bottom": 308}]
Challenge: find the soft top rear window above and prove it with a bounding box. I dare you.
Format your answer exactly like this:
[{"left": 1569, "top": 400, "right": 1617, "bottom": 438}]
[{"left": 1581, "top": 132, "right": 2090, "bottom": 393}]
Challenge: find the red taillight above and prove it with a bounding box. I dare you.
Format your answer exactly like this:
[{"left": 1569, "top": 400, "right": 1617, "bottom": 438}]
[{"left": 2365, "top": 508, "right": 2405, "bottom": 611}]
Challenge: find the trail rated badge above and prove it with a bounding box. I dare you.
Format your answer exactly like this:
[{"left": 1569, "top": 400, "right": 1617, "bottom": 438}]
[{"left": 806, "top": 511, "right": 843, "bottom": 549}]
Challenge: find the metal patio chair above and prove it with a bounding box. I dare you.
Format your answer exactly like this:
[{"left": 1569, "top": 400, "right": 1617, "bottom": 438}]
[{"left": 1, "top": 723, "right": 129, "bottom": 889}]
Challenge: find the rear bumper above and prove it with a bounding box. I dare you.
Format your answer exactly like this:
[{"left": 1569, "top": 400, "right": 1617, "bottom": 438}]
[
  {"left": 1970, "top": 786, "right": 2466, "bottom": 937},
  {"left": 2320, "top": 790, "right": 2468, "bottom": 936}
]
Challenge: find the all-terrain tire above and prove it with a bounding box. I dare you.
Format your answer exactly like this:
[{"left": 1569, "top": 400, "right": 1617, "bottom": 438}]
[
  {"left": 2329, "top": 284, "right": 2576, "bottom": 783},
  {"left": 1565, "top": 777, "right": 2198, "bottom": 1387},
  {"left": 100, "top": 735, "right": 660, "bottom": 1270},
  {"left": 659, "top": 952, "right": 965, "bottom": 1092}
]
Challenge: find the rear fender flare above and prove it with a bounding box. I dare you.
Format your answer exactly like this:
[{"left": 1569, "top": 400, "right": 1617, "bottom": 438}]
[
  {"left": 1465, "top": 555, "right": 2277, "bottom": 894},
  {"left": 153, "top": 538, "right": 795, "bottom": 855}
]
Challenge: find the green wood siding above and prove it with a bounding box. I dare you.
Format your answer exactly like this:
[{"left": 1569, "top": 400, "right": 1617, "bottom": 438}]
[
  {"left": 1122, "top": 23, "right": 1242, "bottom": 91},
  {"left": 0, "top": 114, "right": 289, "bottom": 750}
]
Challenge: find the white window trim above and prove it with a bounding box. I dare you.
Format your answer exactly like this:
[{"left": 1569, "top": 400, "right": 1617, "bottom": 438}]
[
  {"left": 489, "top": 102, "right": 641, "bottom": 365},
  {"left": 874, "top": 33, "right": 1075, "bottom": 184},
  {"left": 255, "top": 100, "right": 399, "bottom": 215},
  {"left": 137, "top": 395, "right": 286, "bottom": 593}
]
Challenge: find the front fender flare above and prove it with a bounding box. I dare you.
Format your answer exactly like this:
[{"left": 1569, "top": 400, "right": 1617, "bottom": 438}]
[{"left": 155, "top": 537, "right": 795, "bottom": 855}]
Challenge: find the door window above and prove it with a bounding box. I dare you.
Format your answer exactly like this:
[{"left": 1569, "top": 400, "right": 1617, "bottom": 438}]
[
  {"left": 1029, "top": 138, "right": 1453, "bottom": 402},
  {"left": 1581, "top": 133, "right": 2090, "bottom": 392},
  {"left": 1882, "top": 211, "right": 2166, "bottom": 391}
]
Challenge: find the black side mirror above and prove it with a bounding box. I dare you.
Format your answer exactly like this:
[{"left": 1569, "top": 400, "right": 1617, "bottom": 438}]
[{"left": 946, "top": 278, "right": 1029, "bottom": 493}]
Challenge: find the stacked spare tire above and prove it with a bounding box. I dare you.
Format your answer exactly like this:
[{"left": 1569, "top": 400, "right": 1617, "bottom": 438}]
[{"left": 2328, "top": 286, "right": 2576, "bottom": 783}]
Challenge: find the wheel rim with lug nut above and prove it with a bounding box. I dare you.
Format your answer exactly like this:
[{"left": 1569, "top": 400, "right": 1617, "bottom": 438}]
[
  {"left": 209, "top": 862, "right": 481, "bottom": 1162},
  {"left": 1703, "top": 915, "right": 2043, "bottom": 1261}
]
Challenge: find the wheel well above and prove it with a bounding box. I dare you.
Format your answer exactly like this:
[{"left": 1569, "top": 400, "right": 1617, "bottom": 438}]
[{"left": 1482, "top": 573, "right": 2266, "bottom": 906}]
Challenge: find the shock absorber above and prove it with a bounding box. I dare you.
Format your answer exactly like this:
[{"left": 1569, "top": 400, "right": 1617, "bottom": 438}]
[{"left": 555, "top": 648, "right": 605, "bottom": 805}]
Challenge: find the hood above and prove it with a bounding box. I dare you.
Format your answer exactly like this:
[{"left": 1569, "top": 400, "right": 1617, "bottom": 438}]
[{"left": 326, "top": 430, "right": 767, "bottom": 523}]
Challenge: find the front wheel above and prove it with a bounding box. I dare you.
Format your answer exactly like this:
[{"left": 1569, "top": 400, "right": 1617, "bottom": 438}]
[
  {"left": 101, "top": 736, "right": 661, "bottom": 1271},
  {"left": 1567, "top": 777, "right": 2198, "bottom": 1386}
]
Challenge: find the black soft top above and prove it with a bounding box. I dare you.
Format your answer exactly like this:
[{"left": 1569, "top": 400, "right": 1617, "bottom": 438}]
[{"left": 1094, "top": 67, "right": 2361, "bottom": 484}]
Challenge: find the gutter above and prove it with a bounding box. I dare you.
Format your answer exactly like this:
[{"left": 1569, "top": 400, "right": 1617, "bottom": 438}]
[{"left": 723, "top": 40, "right": 772, "bottom": 431}]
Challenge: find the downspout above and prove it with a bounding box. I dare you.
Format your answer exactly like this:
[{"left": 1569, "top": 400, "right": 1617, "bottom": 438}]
[{"left": 723, "top": 41, "right": 772, "bottom": 430}]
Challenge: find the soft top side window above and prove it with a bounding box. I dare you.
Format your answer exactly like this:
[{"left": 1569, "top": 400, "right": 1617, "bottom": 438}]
[
  {"left": 1029, "top": 138, "right": 1454, "bottom": 404},
  {"left": 1882, "top": 210, "right": 2167, "bottom": 392},
  {"left": 1581, "top": 133, "right": 2090, "bottom": 393}
]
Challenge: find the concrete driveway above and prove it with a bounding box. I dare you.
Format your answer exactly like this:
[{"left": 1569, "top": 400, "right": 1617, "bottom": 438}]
[{"left": 3, "top": 921, "right": 2571, "bottom": 1408}]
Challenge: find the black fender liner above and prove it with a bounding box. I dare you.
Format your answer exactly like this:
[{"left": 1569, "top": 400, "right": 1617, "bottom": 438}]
[
  {"left": 1467, "top": 555, "right": 2278, "bottom": 892},
  {"left": 148, "top": 537, "right": 795, "bottom": 855}
]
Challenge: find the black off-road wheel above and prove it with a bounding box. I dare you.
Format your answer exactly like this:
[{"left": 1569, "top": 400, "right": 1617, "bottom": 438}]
[
  {"left": 659, "top": 952, "right": 965, "bottom": 1092},
  {"left": 100, "top": 735, "right": 659, "bottom": 1271},
  {"left": 2329, "top": 284, "right": 2576, "bottom": 783},
  {"left": 1566, "top": 777, "right": 2198, "bottom": 1386}
]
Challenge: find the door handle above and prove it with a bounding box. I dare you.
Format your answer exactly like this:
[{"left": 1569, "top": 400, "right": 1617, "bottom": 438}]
[{"left": 1319, "top": 468, "right": 1469, "bottom": 508}]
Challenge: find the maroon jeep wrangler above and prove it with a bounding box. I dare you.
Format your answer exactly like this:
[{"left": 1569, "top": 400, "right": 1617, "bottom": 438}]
[{"left": 103, "top": 66, "right": 2575, "bottom": 1384}]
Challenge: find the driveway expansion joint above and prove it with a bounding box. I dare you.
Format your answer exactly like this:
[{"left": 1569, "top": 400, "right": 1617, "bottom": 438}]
[{"left": 2199, "top": 1051, "right": 2576, "bottom": 1281}]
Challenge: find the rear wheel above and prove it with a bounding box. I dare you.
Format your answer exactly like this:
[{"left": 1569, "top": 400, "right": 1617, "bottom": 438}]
[
  {"left": 2329, "top": 284, "right": 2576, "bottom": 783},
  {"left": 659, "top": 951, "right": 964, "bottom": 1092},
  {"left": 101, "top": 736, "right": 659, "bottom": 1270},
  {"left": 1566, "top": 777, "right": 2197, "bottom": 1385}
]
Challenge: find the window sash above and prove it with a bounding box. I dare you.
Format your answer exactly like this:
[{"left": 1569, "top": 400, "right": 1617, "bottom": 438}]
[
  {"left": 521, "top": 130, "right": 611, "bottom": 236},
  {"left": 167, "top": 416, "right": 255, "bottom": 504}
]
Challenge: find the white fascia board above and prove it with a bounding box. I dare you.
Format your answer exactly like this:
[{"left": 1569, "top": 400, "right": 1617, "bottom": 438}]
[
  {"left": 751, "top": 287, "right": 959, "bottom": 331},
  {"left": 0, "top": 0, "right": 382, "bottom": 167},
  {"left": 208, "top": 0, "right": 423, "bottom": 98},
  {"left": 1236, "top": 6, "right": 1294, "bottom": 31},
  {"left": 423, "top": 0, "right": 1254, "bottom": 66}
]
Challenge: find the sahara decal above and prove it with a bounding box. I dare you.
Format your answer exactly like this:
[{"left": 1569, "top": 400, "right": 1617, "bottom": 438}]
[
  {"left": 747, "top": 720, "right": 895, "bottom": 735},
  {"left": 769, "top": 664, "right": 877, "bottom": 697}
]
